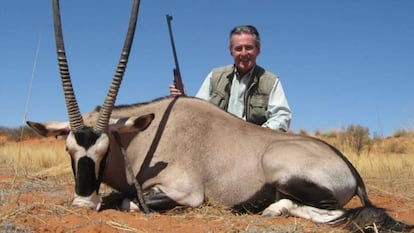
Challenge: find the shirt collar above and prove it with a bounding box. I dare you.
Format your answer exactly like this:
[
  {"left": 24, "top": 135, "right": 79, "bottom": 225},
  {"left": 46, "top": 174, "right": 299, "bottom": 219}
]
[{"left": 234, "top": 65, "right": 256, "bottom": 80}]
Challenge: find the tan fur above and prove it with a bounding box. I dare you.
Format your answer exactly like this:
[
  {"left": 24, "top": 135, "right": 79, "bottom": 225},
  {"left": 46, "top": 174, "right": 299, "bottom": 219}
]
[
  {"left": 28, "top": 96, "right": 362, "bottom": 222},
  {"left": 99, "top": 97, "right": 357, "bottom": 209}
]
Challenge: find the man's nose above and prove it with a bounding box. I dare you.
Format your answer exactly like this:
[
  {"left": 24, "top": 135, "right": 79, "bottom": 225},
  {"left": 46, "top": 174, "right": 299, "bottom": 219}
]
[{"left": 240, "top": 47, "right": 249, "bottom": 56}]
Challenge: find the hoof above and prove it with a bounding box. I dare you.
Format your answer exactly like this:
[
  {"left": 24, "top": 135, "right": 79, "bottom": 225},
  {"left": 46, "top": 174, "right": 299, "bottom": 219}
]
[
  {"left": 262, "top": 210, "right": 276, "bottom": 217},
  {"left": 262, "top": 199, "right": 293, "bottom": 217},
  {"left": 262, "top": 207, "right": 289, "bottom": 217},
  {"left": 72, "top": 193, "right": 102, "bottom": 211},
  {"left": 120, "top": 198, "right": 140, "bottom": 212}
]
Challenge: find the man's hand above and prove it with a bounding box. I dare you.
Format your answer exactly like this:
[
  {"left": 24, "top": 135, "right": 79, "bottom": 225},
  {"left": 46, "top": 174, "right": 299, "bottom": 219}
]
[{"left": 169, "top": 84, "right": 185, "bottom": 96}]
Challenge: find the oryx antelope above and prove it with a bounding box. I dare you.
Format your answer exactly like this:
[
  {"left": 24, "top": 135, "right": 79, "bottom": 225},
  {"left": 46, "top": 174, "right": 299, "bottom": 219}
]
[{"left": 27, "top": 0, "right": 413, "bottom": 232}]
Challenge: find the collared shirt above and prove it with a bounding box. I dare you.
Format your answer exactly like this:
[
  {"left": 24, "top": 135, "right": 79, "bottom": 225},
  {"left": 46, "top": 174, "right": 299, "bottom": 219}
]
[
  {"left": 196, "top": 66, "right": 291, "bottom": 131},
  {"left": 227, "top": 68, "right": 253, "bottom": 119}
]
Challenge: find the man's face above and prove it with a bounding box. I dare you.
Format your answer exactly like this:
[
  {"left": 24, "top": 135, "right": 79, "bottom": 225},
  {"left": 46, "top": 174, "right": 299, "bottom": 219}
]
[{"left": 230, "top": 33, "right": 260, "bottom": 76}]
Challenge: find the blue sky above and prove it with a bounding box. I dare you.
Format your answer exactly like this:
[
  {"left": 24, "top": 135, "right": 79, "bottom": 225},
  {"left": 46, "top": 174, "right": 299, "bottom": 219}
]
[{"left": 1, "top": 0, "right": 413, "bottom": 137}]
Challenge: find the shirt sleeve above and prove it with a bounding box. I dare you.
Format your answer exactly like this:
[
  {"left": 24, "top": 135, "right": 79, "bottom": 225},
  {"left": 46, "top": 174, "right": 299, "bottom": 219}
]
[
  {"left": 262, "top": 78, "right": 292, "bottom": 132},
  {"left": 195, "top": 71, "right": 213, "bottom": 101}
]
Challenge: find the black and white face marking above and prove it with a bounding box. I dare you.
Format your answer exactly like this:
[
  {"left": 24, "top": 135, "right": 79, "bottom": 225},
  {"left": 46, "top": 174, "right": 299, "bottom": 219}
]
[{"left": 66, "top": 127, "right": 110, "bottom": 210}]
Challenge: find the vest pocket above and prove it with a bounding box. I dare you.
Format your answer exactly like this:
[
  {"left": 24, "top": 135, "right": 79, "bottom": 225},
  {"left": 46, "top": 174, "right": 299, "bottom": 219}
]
[
  {"left": 248, "top": 96, "right": 267, "bottom": 124},
  {"left": 210, "top": 91, "right": 228, "bottom": 110}
]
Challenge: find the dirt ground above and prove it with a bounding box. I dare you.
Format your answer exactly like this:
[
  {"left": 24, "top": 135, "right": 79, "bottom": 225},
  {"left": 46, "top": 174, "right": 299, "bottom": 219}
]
[{"left": 1, "top": 168, "right": 413, "bottom": 233}]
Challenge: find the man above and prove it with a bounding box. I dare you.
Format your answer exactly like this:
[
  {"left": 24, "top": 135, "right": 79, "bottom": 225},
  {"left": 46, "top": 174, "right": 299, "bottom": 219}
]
[{"left": 170, "top": 25, "right": 291, "bottom": 132}]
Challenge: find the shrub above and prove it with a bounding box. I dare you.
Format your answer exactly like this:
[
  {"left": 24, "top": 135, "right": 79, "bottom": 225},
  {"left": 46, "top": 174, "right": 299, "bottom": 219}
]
[
  {"left": 0, "top": 126, "right": 40, "bottom": 141},
  {"left": 298, "top": 129, "right": 308, "bottom": 136},
  {"left": 384, "top": 141, "right": 408, "bottom": 154},
  {"left": 341, "top": 125, "right": 371, "bottom": 156}
]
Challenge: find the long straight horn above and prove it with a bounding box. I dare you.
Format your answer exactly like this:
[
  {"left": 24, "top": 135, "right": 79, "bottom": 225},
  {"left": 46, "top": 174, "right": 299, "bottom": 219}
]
[
  {"left": 94, "top": 0, "right": 141, "bottom": 132},
  {"left": 52, "top": 0, "right": 84, "bottom": 130}
]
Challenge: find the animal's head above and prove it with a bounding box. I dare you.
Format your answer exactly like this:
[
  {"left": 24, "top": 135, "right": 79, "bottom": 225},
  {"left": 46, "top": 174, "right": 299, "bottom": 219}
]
[
  {"left": 26, "top": 0, "right": 145, "bottom": 210},
  {"left": 27, "top": 113, "right": 153, "bottom": 210}
]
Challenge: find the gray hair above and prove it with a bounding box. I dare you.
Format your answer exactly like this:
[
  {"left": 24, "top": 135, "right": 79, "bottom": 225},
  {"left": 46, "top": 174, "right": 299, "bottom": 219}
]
[{"left": 229, "top": 25, "right": 261, "bottom": 48}]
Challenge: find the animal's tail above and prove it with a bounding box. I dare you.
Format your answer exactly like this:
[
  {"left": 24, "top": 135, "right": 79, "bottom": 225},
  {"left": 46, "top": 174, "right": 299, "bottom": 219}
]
[
  {"left": 330, "top": 187, "right": 414, "bottom": 232},
  {"left": 329, "top": 144, "right": 414, "bottom": 232},
  {"left": 330, "top": 206, "right": 413, "bottom": 232}
]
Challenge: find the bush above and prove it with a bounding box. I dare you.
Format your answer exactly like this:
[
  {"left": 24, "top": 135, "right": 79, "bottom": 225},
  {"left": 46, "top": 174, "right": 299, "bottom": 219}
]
[
  {"left": 340, "top": 125, "right": 371, "bottom": 156},
  {"left": 298, "top": 129, "right": 309, "bottom": 136},
  {"left": 0, "top": 126, "right": 40, "bottom": 141},
  {"left": 392, "top": 129, "right": 414, "bottom": 138},
  {"left": 384, "top": 141, "right": 407, "bottom": 154}
]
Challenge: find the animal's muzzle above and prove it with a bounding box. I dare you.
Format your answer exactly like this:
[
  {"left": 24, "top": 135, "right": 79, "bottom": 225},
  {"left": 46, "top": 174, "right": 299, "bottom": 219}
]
[{"left": 72, "top": 192, "right": 102, "bottom": 211}]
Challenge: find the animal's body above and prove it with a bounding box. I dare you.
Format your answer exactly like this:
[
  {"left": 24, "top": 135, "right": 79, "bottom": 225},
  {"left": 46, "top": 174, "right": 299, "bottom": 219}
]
[
  {"left": 82, "top": 96, "right": 361, "bottom": 215},
  {"left": 28, "top": 97, "right": 414, "bottom": 229},
  {"left": 28, "top": 0, "right": 413, "bottom": 231},
  {"left": 28, "top": 96, "right": 411, "bottom": 231}
]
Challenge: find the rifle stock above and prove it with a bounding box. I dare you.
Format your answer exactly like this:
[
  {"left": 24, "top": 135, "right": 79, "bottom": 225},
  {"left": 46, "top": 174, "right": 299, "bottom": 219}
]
[{"left": 166, "top": 14, "right": 186, "bottom": 96}]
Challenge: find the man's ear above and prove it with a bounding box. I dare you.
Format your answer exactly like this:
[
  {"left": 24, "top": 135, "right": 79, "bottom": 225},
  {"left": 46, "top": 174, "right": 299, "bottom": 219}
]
[{"left": 229, "top": 45, "right": 234, "bottom": 57}]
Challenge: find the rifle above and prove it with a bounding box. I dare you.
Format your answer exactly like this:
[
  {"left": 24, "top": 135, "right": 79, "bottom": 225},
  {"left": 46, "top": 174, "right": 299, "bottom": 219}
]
[{"left": 166, "top": 14, "right": 186, "bottom": 96}]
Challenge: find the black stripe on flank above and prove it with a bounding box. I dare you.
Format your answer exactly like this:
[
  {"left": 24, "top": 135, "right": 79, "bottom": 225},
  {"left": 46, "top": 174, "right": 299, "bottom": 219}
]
[
  {"left": 232, "top": 183, "right": 276, "bottom": 214},
  {"left": 277, "top": 177, "right": 341, "bottom": 210}
]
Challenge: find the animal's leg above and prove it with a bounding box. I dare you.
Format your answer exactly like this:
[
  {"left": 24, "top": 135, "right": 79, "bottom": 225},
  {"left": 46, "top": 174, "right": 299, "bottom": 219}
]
[
  {"left": 261, "top": 178, "right": 347, "bottom": 223},
  {"left": 121, "top": 186, "right": 179, "bottom": 212},
  {"left": 277, "top": 177, "right": 343, "bottom": 210},
  {"left": 262, "top": 199, "right": 345, "bottom": 223},
  {"left": 262, "top": 199, "right": 295, "bottom": 217},
  {"left": 121, "top": 198, "right": 140, "bottom": 212},
  {"left": 143, "top": 186, "right": 180, "bottom": 211}
]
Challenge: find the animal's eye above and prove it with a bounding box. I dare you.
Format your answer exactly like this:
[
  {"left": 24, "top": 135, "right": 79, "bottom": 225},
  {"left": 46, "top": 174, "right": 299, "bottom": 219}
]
[{"left": 65, "top": 146, "right": 77, "bottom": 158}]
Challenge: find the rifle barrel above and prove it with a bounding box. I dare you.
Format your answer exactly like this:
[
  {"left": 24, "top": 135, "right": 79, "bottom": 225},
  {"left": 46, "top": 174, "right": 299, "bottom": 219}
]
[{"left": 166, "top": 14, "right": 185, "bottom": 95}]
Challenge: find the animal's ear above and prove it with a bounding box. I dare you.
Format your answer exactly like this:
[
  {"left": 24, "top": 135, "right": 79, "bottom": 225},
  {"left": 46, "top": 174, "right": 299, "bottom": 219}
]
[
  {"left": 26, "top": 121, "right": 71, "bottom": 137},
  {"left": 109, "top": 113, "right": 155, "bottom": 134}
]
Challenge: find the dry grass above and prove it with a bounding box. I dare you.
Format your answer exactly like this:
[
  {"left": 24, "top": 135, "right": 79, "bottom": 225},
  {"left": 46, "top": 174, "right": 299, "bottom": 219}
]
[
  {"left": 347, "top": 152, "right": 414, "bottom": 197},
  {"left": 0, "top": 138, "right": 71, "bottom": 177},
  {"left": 0, "top": 135, "right": 413, "bottom": 233},
  {"left": 322, "top": 135, "right": 414, "bottom": 201},
  {"left": 1, "top": 135, "right": 413, "bottom": 199}
]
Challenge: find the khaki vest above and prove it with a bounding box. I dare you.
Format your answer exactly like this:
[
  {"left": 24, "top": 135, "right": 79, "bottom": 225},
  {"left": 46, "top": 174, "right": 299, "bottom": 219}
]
[{"left": 209, "top": 65, "right": 276, "bottom": 125}]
